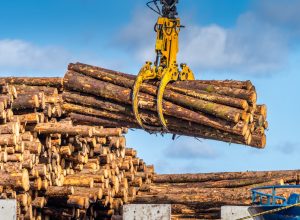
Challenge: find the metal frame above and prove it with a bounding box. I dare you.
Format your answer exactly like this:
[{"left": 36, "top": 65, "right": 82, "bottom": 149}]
[{"left": 251, "top": 185, "right": 300, "bottom": 206}]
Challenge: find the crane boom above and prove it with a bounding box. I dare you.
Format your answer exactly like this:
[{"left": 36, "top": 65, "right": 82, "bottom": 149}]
[{"left": 131, "top": 0, "right": 195, "bottom": 132}]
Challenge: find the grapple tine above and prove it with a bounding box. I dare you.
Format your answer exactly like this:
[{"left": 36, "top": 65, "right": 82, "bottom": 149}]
[
  {"left": 157, "top": 70, "right": 174, "bottom": 131},
  {"left": 132, "top": 73, "right": 146, "bottom": 129},
  {"left": 132, "top": 62, "right": 160, "bottom": 132}
]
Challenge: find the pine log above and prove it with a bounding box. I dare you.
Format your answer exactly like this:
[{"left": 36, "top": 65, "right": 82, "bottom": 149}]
[
  {"left": 169, "top": 86, "right": 249, "bottom": 110},
  {"left": 62, "top": 102, "right": 135, "bottom": 124},
  {"left": 21, "top": 132, "right": 34, "bottom": 141},
  {"left": 64, "top": 63, "right": 268, "bottom": 147},
  {"left": 0, "top": 134, "right": 18, "bottom": 146},
  {"left": 250, "top": 133, "right": 266, "bottom": 149},
  {"left": 16, "top": 113, "right": 40, "bottom": 124},
  {"left": 0, "top": 152, "right": 8, "bottom": 162},
  {"left": 0, "top": 122, "right": 19, "bottom": 134},
  {"left": 64, "top": 71, "right": 245, "bottom": 128},
  {"left": 93, "top": 128, "right": 122, "bottom": 137},
  {"left": 0, "top": 169, "right": 30, "bottom": 191},
  {"left": 255, "top": 104, "right": 267, "bottom": 120},
  {"left": 32, "top": 197, "right": 46, "bottom": 208},
  {"left": 45, "top": 186, "right": 74, "bottom": 197},
  {"left": 63, "top": 72, "right": 248, "bottom": 136},
  {"left": 0, "top": 110, "right": 7, "bottom": 121},
  {"left": 6, "top": 154, "right": 23, "bottom": 162},
  {"left": 14, "top": 85, "right": 58, "bottom": 96},
  {"left": 70, "top": 113, "right": 137, "bottom": 128},
  {"left": 63, "top": 176, "right": 94, "bottom": 188},
  {"left": 134, "top": 190, "right": 248, "bottom": 205},
  {"left": 0, "top": 102, "right": 4, "bottom": 112},
  {"left": 70, "top": 112, "right": 252, "bottom": 147},
  {"left": 153, "top": 170, "right": 300, "bottom": 183},
  {"left": 0, "top": 94, "right": 13, "bottom": 106},
  {"left": 73, "top": 187, "right": 103, "bottom": 200},
  {"left": 12, "top": 94, "right": 39, "bottom": 110},
  {"left": 23, "top": 141, "right": 42, "bottom": 154},
  {"left": 63, "top": 91, "right": 132, "bottom": 116},
  {"left": 145, "top": 178, "right": 288, "bottom": 193},
  {"left": 171, "top": 81, "right": 257, "bottom": 105},
  {"left": 67, "top": 195, "right": 90, "bottom": 209},
  {"left": 17, "top": 193, "right": 28, "bottom": 207},
  {"left": 193, "top": 80, "right": 255, "bottom": 90},
  {"left": 68, "top": 63, "right": 252, "bottom": 121},
  {"left": 34, "top": 123, "right": 93, "bottom": 137},
  {"left": 0, "top": 77, "right": 63, "bottom": 89}
]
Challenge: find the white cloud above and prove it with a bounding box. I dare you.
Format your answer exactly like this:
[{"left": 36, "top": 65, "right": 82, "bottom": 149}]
[
  {"left": 117, "top": 8, "right": 157, "bottom": 62},
  {"left": 181, "top": 12, "right": 287, "bottom": 74},
  {"left": 164, "top": 137, "right": 219, "bottom": 159},
  {"left": 0, "top": 39, "right": 128, "bottom": 76},
  {"left": 117, "top": 7, "right": 290, "bottom": 75},
  {"left": 179, "top": 25, "right": 229, "bottom": 68},
  {"left": 0, "top": 39, "right": 71, "bottom": 75}
]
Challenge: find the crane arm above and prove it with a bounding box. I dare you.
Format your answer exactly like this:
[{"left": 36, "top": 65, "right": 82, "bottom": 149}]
[{"left": 132, "top": 0, "right": 195, "bottom": 132}]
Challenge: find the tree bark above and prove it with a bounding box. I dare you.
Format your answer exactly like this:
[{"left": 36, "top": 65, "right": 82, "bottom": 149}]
[
  {"left": 46, "top": 186, "right": 74, "bottom": 197},
  {"left": 0, "top": 77, "right": 63, "bottom": 89},
  {"left": 14, "top": 85, "right": 58, "bottom": 96},
  {"left": 34, "top": 123, "right": 93, "bottom": 137},
  {"left": 171, "top": 81, "right": 257, "bottom": 105},
  {"left": 12, "top": 94, "right": 39, "bottom": 110},
  {"left": 0, "top": 169, "right": 30, "bottom": 191},
  {"left": 0, "top": 122, "right": 19, "bottom": 134},
  {"left": 0, "top": 134, "right": 18, "bottom": 145},
  {"left": 153, "top": 170, "right": 300, "bottom": 183},
  {"left": 68, "top": 64, "right": 250, "bottom": 122},
  {"left": 63, "top": 71, "right": 248, "bottom": 136}
]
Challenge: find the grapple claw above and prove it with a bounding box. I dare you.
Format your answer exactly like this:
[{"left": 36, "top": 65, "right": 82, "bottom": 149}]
[
  {"left": 157, "top": 68, "right": 178, "bottom": 131},
  {"left": 132, "top": 63, "right": 160, "bottom": 131},
  {"left": 132, "top": 74, "right": 147, "bottom": 129}
]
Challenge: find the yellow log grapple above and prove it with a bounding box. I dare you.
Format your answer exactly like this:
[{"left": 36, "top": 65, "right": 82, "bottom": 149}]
[{"left": 132, "top": 0, "right": 195, "bottom": 132}]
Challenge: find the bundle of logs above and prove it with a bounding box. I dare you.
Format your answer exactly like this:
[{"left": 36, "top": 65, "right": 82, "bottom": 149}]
[
  {"left": 0, "top": 80, "right": 154, "bottom": 220},
  {"left": 134, "top": 171, "right": 300, "bottom": 219},
  {"left": 62, "top": 62, "right": 268, "bottom": 148}
]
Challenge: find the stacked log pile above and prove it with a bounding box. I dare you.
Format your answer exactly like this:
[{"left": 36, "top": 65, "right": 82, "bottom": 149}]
[
  {"left": 0, "top": 84, "right": 16, "bottom": 123},
  {"left": 0, "top": 61, "right": 270, "bottom": 219},
  {"left": 0, "top": 81, "right": 154, "bottom": 220},
  {"left": 1, "top": 77, "right": 64, "bottom": 123},
  {"left": 62, "top": 62, "right": 268, "bottom": 148},
  {"left": 134, "top": 171, "right": 300, "bottom": 219}
]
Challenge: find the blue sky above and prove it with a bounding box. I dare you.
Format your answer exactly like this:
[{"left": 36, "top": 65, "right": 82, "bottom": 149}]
[{"left": 1, "top": 0, "right": 300, "bottom": 174}]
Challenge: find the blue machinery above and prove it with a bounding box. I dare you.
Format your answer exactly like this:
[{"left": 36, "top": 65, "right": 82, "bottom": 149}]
[
  {"left": 251, "top": 185, "right": 300, "bottom": 206},
  {"left": 238, "top": 185, "right": 300, "bottom": 220}
]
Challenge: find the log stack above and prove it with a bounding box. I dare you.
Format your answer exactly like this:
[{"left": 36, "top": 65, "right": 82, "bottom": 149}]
[
  {"left": 62, "top": 62, "right": 268, "bottom": 148},
  {"left": 0, "top": 84, "right": 17, "bottom": 124},
  {"left": 134, "top": 171, "right": 300, "bottom": 219},
  {"left": 0, "top": 82, "right": 155, "bottom": 220},
  {"left": 2, "top": 77, "right": 65, "bottom": 124},
  {"left": 0, "top": 60, "right": 270, "bottom": 219},
  {"left": 0, "top": 63, "right": 268, "bottom": 149}
]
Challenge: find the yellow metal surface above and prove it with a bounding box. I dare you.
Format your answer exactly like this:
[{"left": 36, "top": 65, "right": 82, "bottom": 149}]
[
  {"left": 132, "top": 62, "right": 156, "bottom": 130},
  {"left": 155, "top": 17, "right": 180, "bottom": 69},
  {"left": 132, "top": 14, "right": 195, "bottom": 132},
  {"left": 157, "top": 64, "right": 179, "bottom": 130}
]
